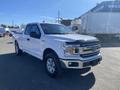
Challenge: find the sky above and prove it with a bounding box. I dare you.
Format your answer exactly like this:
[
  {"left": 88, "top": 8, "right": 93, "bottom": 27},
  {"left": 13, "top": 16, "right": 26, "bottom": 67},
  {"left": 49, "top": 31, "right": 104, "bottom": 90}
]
[{"left": 0, "top": 0, "right": 109, "bottom": 25}]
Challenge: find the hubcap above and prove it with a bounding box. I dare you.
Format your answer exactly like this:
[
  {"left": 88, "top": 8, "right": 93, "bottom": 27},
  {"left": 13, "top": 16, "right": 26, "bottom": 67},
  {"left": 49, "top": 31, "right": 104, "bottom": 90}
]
[{"left": 46, "top": 58, "right": 55, "bottom": 74}]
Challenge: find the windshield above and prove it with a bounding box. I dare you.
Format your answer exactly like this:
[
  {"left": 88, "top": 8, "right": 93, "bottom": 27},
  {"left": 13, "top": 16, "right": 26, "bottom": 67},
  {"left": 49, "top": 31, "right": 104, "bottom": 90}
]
[{"left": 40, "top": 24, "right": 72, "bottom": 34}]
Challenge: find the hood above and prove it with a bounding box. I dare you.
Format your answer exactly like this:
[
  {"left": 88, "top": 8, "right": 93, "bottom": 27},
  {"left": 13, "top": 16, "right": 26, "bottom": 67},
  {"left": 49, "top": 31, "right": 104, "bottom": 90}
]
[{"left": 46, "top": 34, "right": 98, "bottom": 42}]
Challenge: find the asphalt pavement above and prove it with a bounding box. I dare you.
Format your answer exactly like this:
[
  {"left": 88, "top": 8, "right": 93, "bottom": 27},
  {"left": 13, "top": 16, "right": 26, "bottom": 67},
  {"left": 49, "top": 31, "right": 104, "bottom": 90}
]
[{"left": 0, "top": 37, "right": 120, "bottom": 90}]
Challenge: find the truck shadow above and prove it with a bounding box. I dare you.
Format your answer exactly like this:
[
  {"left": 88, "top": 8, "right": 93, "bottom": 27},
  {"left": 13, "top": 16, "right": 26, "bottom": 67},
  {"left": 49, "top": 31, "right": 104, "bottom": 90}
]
[{"left": 0, "top": 53, "right": 96, "bottom": 90}]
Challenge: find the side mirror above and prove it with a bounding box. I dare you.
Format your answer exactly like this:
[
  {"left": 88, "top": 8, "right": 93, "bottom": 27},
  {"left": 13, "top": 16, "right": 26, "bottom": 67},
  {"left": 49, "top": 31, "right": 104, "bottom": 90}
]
[
  {"left": 30, "top": 32, "right": 40, "bottom": 39},
  {"left": 72, "top": 26, "right": 78, "bottom": 31}
]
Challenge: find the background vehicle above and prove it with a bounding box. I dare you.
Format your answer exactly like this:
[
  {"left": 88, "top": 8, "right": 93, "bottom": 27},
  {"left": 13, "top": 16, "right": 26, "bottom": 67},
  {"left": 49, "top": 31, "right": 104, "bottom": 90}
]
[
  {"left": 13, "top": 23, "right": 102, "bottom": 78},
  {"left": 0, "top": 27, "right": 6, "bottom": 37}
]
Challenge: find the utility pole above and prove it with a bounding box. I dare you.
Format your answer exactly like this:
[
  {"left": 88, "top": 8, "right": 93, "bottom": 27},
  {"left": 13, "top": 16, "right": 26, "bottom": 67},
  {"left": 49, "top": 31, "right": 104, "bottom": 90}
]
[
  {"left": 58, "top": 10, "right": 60, "bottom": 23},
  {"left": 12, "top": 20, "right": 14, "bottom": 26}
]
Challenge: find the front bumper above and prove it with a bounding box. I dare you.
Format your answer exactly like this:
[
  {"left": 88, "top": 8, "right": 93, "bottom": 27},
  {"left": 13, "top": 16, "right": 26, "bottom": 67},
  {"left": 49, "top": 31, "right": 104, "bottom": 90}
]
[{"left": 60, "top": 56, "right": 102, "bottom": 69}]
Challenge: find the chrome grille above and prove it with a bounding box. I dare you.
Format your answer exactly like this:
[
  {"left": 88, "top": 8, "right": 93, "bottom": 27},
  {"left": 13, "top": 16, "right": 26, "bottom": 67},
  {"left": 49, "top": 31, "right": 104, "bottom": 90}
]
[
  {"left": 80, "top": 41, "right": 101, "bottom": 58},
  {"left": 66, "top": 40, "right": 101, "bottom": 58}
]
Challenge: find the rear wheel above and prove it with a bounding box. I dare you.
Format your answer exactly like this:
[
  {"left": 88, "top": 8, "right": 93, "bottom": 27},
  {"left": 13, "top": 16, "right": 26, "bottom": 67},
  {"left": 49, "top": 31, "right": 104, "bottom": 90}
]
[
  {"left": 15, "top": 42, "right": 23, "bottom": 56},
  {"left": 44, "top": 53, "right": 62, "bottom": 78}
]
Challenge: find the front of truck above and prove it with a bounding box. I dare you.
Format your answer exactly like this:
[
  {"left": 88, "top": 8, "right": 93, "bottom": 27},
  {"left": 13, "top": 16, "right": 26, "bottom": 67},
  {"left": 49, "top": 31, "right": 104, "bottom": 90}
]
[
  {"left": 40, "top": 23, "right": 102, "bottom": 69},
  {"left": 60, "top": 38, "right": 102, "bottom": 69}
]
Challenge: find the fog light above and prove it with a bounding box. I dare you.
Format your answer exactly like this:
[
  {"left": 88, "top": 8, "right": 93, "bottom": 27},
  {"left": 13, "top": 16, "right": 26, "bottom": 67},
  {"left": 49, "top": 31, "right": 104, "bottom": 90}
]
[
  {"left": 68, "top": 62, "right": 79, "bottom": 67},
  {"left": 68, "top": 62, "right": 72, "bottom": 65}
]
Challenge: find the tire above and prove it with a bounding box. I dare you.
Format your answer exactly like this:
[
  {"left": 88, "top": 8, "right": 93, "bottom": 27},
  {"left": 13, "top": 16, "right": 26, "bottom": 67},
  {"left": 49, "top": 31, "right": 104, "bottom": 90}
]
[
  {"left": 44, "top": 53, "right": 62, "bottom": 78},
  {"left": 15, "top": 41, "right": 23, "bottom": 56}
]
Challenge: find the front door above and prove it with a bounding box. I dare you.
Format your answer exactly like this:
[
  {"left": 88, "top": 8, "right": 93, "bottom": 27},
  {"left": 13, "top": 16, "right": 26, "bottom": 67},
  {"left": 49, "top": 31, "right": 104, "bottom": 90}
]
[
  {"left": 29, "top": 24, "right": 42, "bottom": 58},
  {"left": 22, "top": 24, "right": 31, "bottom": 53}
]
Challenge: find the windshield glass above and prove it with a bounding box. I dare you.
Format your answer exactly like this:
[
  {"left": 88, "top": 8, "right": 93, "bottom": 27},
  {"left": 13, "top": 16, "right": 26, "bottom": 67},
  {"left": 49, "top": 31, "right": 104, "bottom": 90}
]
[{"left": 40, "top": 24, "right": 72, "bottom": 34}]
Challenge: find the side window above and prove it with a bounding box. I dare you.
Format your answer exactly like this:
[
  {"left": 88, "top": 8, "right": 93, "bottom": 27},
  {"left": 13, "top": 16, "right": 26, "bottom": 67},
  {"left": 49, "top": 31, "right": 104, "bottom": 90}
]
[
  {"left": 30, "top": 24, "right": 41, "bottom": 39},
  {"left": 24, "top": 25, "right": 31, "bottom": 35}
]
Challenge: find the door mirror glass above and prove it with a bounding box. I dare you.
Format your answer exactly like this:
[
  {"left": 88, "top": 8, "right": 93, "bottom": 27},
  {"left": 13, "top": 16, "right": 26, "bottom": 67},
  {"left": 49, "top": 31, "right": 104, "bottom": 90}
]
[
  {"left": 72, "top": 26, "right": 78, "bottom": 31},
  {"left": 30, "top": 32, "right": 40, "bottom": 39}
]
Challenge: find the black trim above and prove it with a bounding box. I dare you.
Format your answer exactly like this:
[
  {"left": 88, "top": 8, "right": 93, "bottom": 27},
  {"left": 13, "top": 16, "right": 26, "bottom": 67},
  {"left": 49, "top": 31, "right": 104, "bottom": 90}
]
[
  {"left": 66, "top": 40, "right": 100, "bottom": 47},
  {"left": 80, "top": 51, "right": 100, "bottom": 58}
]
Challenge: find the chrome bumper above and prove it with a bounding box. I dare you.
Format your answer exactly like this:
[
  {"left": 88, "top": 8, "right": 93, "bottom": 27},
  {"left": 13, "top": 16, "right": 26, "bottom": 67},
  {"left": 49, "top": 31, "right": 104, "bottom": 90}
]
[{"left": 60, "top": 56, "right": 102, "bottom": 69}]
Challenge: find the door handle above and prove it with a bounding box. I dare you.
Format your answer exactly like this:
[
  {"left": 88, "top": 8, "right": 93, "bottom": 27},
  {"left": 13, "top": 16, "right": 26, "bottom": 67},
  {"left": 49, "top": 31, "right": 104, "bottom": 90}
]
[{"left": 27, "top": 38, "right": 30, "bottom": 41}]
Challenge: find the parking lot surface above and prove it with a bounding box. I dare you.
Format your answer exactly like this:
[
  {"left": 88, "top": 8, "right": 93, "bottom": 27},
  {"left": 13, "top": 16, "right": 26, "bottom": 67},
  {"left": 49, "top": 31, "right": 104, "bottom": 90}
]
[{"left": 0, "top": 37, "right": 120, "bottom": 90}]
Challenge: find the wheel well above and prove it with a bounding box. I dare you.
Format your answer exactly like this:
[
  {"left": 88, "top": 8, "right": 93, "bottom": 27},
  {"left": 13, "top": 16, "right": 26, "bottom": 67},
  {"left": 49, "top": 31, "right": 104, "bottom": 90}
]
[
  {"left": 15, "top": 40, "right": 17, "bottom": 44},
  {"left": 43, "top": 48, "right": 58, "bottom": 60}
]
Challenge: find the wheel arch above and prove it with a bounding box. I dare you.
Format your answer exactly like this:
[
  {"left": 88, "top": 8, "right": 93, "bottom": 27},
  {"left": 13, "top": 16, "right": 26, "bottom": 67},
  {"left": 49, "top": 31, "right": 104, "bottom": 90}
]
[
  {"left": 14, "top": 40, "right": 22, "bottom": 50},
  {"left": 43, "top": 48, "right": 59, "bottom": 61}
]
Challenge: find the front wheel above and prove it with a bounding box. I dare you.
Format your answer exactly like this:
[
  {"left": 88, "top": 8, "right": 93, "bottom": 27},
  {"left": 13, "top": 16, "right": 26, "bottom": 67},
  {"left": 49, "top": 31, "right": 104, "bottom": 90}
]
[{"left": 44, "top": 53, "right": 62, "bottom": 78}]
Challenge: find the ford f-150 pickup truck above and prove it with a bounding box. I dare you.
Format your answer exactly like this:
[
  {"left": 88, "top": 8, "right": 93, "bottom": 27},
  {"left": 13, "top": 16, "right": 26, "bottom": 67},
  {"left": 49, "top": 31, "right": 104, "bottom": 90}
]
[{"left": 13, "top": 23, "right": 102, "bottom": 77}]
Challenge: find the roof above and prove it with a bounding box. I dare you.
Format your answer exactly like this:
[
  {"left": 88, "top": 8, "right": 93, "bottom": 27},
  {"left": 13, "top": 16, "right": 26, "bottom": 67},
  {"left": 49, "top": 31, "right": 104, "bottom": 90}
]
[
  {"left": 27, "top": 22, "right": 60, "bottom": 25},
  {"left": 79, "top": 0, "right": 120, "bottom": 18},
  {"left": 91, "top": 1, "right": 120, "bottom": 12}
]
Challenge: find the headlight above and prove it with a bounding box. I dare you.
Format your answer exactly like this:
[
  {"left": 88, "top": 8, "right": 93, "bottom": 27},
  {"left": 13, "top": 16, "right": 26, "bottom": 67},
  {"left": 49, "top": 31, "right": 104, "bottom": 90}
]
[{"left": 63, "top": 43, "right": 80, "bottom": 56}]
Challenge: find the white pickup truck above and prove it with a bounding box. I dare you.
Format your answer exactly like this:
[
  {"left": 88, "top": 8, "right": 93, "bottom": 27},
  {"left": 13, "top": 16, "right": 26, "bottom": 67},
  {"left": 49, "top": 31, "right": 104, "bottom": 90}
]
[{"left": 13, "top": 23, "right": 102, "bottom": 77}]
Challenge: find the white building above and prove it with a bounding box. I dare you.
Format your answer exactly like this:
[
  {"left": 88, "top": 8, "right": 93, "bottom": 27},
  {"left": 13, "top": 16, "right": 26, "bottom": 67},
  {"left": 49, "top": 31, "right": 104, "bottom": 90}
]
[{"left": 73, "top": 1, "right": 120, "bottom": 35}]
